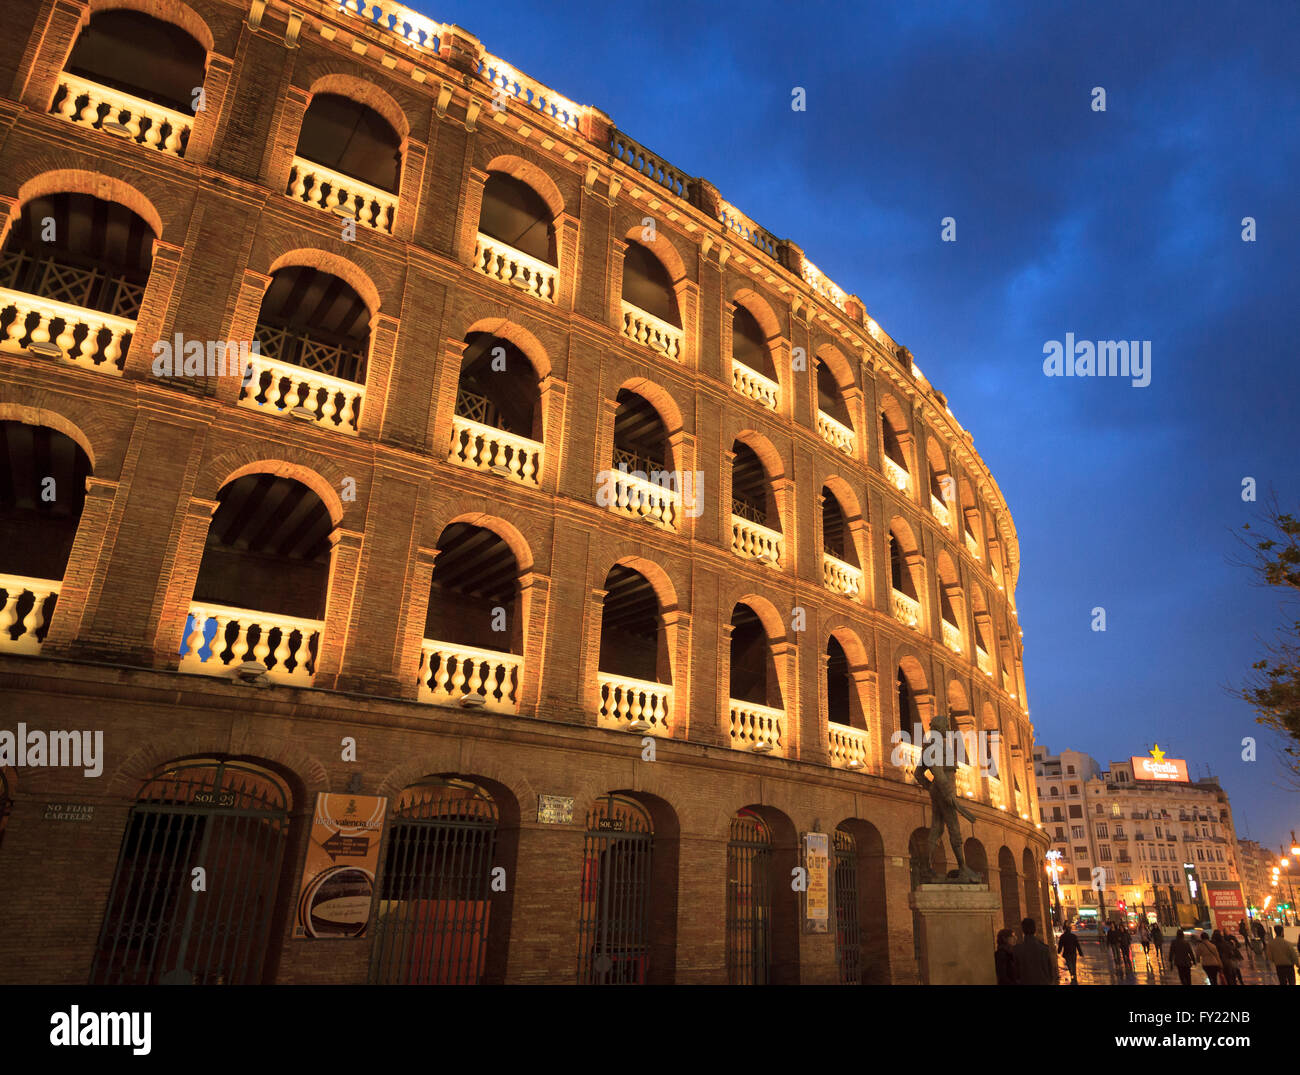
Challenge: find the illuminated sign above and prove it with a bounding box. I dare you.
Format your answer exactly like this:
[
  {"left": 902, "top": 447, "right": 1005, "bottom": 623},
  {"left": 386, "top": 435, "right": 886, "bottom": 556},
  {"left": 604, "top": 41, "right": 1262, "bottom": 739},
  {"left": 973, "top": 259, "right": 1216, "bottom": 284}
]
[{"left": 1130, "top": 747, "right": 1189, "bottom": 783}]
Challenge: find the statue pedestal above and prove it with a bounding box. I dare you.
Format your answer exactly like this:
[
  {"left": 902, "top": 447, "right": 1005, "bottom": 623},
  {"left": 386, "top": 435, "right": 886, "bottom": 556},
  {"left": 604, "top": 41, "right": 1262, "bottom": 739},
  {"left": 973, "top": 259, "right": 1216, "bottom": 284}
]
[{"left": 909, "top": 884, "right": 1001, "bottom": 985}]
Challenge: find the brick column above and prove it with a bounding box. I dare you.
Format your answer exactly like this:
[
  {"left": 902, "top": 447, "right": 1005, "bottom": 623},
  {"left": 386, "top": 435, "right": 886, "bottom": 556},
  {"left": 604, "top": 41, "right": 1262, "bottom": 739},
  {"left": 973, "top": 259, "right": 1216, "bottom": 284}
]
[
  {"left": 505, "top": 822, "right": 585, "bottom": 983},
  {"left": 771, "top": 638, "right": 800, "bottom": 759},
  {"left": 673, "top": 280, "right": 699, "bottom": 370},
  {"left": 41, "top": 476, "right": 118, "bottom": 654},
  {"left": 555, "top": 212, "right": 579, "bottom": 311},
  {"left": 904, "top": 549, "right": 928, "bottom": 633},
  {"left": 662, "top": 608, "right": 691, "bottom": 739},
  {"left": 606, "top": 237, "right": 626, "bottom": 334},
  {"left": 429, "top": 336, "right": 466, "bottom": 461},
  {"left": 593, "top": 395, "right": 618, "bottom": 498},
  {"left": 718, "top": 446, "right": 735, "bottom": 555},
  {"left": 392, "top": 139, "right": 427, "bottom": 242},
  {"left": 399, "top": 546, "right": 439, "bottom": 702},
  {"left": 265, "top": 86, "right": 310, "bottom": 192},
  {"left": 312, "top": 528, "right": 363, "bottom": 688},
  {"left": 215, "top": 268, "right": 270, "bottom": 405},
  {"left": 151, "top": 494, "right": 219, "bottom": 667},
  {"left": 667, "top": 429, "right": 698, "bottom": 540},
  {"left": 538, "top": 375, "right": 568, "bottom": 493},
  {"left": 360, "top": 312, "right": 399, "bottom": 438},
  {"left": 674, "top": 830, "right": 729, "bottom": 982},
  {"left": 772, "top": 474, "right": 795, "bottom": 575},
  {"left": 852, "top": 667, "right": 880, "bottom": 770},
  {"left": 456, "top": 166, "right": 488, "bottom": 267},
  {"left": 576, "top": 585, "right": 605, "bottom": 726},
  {"left": 122, "top": 240, "right": 184, "bottom": 381},
  {"left": 13, "top": 0, "right": 86, "bottom": 111},
  {"left": 185, "top": 52, "right": 233, "bottom": 165},
  {"left": 842, "top": 384, "right": 866, "bottom": 464},
  {"left": 516, "top": 570, "right": 551, "bottom": 715}
]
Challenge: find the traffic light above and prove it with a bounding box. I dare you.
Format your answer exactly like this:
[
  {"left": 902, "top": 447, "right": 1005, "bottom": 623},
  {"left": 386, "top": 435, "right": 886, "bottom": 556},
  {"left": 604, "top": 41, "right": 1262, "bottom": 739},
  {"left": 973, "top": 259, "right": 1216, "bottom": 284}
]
[{"left": 1118, "top": 899, "right": 1126, "bottom": 913}]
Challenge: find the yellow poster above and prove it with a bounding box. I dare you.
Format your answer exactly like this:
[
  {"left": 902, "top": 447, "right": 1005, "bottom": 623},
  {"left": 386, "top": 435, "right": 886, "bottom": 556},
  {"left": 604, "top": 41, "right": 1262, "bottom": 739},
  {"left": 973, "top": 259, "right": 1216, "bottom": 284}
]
[
  {"left": 804, "top": 832, "right": 830, "bottom": 932},
  {"left": 294, "top": 793, "right": 388, "bottom": 939}
]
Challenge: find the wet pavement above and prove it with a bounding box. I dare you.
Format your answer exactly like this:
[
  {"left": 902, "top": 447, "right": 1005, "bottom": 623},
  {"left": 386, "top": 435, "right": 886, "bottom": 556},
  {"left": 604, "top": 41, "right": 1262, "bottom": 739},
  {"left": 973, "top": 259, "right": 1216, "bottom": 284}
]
[{"left": 1055, "top": 933, "right": 1289, "bottom": 986}]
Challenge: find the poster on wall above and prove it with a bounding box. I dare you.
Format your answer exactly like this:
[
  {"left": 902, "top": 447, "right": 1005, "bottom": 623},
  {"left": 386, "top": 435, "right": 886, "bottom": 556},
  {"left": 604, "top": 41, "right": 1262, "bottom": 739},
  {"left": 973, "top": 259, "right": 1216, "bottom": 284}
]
[
  {"left": 294, "top": 793, "right": 388, "bottom": 939},
  {"left": 1204, "top": 880, "right": 1246, "bottom": 933},
  {"left": 803, "top": 832, "right": 830, "bottom": 933}
]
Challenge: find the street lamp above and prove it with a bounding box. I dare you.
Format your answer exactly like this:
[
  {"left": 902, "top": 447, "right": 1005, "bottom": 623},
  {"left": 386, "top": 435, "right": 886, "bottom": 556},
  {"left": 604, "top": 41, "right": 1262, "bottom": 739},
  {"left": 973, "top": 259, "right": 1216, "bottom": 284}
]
[{"left": 1045, "top": 852, "right": 1064, "bottom": 927}]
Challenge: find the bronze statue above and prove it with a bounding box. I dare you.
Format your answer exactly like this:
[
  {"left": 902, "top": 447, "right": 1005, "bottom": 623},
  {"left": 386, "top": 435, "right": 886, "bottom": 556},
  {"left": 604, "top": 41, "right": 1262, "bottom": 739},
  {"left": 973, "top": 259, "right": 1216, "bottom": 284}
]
[{"left": 915, "top": 712, "right": 983, "bottom": 884}]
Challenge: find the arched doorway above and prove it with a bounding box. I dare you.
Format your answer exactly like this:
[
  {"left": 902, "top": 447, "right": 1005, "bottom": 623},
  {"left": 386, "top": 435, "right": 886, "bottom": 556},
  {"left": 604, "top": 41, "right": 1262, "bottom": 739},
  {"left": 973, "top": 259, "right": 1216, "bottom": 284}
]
[
  {"left": 90, "top": 758, "right": 293, "bottom": 984},
  {"left": 998, "top": 846, "right": 1021, "bottom": 932},
  {"left": 726, "top": 808, "right": 773, "bottom": 984},
  {"left": 577, "top": 794, "right": 654, "bottom": 984}
]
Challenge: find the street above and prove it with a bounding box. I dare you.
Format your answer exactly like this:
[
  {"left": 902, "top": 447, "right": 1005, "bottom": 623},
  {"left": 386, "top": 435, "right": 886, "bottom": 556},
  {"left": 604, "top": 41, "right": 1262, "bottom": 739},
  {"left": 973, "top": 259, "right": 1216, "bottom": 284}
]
[{"left": 1058, "top": 934, "right": 1292, "bottom": 986}]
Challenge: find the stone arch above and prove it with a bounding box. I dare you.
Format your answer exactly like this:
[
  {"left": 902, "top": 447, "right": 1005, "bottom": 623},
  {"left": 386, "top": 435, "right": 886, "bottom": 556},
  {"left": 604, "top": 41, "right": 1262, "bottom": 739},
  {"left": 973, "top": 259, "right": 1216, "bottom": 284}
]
[
  {"left": 733, "top": 592, "right": 787, "bottom": 647},
  {"left": 483, "top": 153, "right": 565, "bottom": 219},
  {"left": 815, "top": 341, "right": 855, "bottom": 390},
  {"left": 827, "top": 623, "right": 869, "bottom": 669},
  {"left": 879, "top": 391, "right": 910, "bottom": 438},
  {"left": 599, "top": 552, "right": 680, "bottom": 613},
  {"left": 821, "top": 474, "right": 864, "bottom": 524},
  {"left": 266, "top": 248, "right": 382, "bottom": 316},
  {"left": 305, "top": 72, "right": 410, "bottom": 143}
]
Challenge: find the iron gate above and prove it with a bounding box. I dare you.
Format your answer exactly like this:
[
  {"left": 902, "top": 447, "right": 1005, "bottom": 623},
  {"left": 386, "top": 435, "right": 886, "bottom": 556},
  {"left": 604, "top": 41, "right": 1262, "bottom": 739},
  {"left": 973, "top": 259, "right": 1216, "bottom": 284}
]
[
  {"left": 833, "top": 828, "right": 862, "bottom": 984},
  {"left": 726, "top": 809, "right": 772, "bottom": 985},
  {"left": 90, "top": 759, "right": 291, "bottom": 985},
  {"left": 368, "top": 778, "right": 498, "bottom": 984},
  {"left": 577, "top": 794, "right": 653, "bottom": 985}
]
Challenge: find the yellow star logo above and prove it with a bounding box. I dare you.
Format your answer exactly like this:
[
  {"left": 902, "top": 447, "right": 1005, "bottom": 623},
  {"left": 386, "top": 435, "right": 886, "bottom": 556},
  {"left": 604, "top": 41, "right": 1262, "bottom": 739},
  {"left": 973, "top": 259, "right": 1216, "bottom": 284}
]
[{"left": 1150, "top": 744, "right": 1166, "bottom": 762}]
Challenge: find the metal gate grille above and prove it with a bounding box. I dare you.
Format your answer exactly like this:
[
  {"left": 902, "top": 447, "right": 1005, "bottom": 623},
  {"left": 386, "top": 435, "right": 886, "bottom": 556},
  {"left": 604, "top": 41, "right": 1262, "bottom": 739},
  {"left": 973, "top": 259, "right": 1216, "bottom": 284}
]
[
  {"left": 834, "top": 828, "right": 862, "bottom": 984},
  {"left": 90, "top": 760, "right": 290, "bottom": 985},
  {"left": 577, "top": 794, "right": 653, "bottom": 985},
  {"left": 726, "top": 810, "right": 772, "bottom": 985},
  {"left": 369, "top": 778, "right": 498, "bottom": 985}
]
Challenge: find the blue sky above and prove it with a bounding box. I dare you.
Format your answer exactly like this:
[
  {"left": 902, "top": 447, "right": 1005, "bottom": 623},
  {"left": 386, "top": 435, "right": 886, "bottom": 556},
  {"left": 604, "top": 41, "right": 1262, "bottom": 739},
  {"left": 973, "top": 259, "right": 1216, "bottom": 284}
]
[{"left": 420, "top": 0, "right": 1300, "bottom": 850}]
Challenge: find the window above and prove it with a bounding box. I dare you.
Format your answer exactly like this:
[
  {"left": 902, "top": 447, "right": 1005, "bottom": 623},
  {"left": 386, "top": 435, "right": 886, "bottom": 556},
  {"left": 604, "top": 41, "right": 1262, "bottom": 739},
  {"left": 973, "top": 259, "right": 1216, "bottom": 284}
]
[
  {"left": 1095, "top": 804, "right": 1104, "bottom": 815},
  {"left": 1155, "top": 825, "right": 1162, "bottom": 837},
  {"left": 1071, "top": 826, "right": 1084, "bottom": 839},
  {"left": 1054, "top": 827, "right": 1065, "bottom": 840},
  {"left": 1068, "top": 765, "right": 1076, "bottom": 775},
  {"left": 1069, "top": 805, "right": 1082, "bottom": 818},
  {"left": 1120, "top": 873, "right": 1132, "bottom": 885},
  {"left": 1111, "top": 803, "right": 1122, "bottom": 817},
  {"left": 1095, "top": 823, "right": 1108, "bottom": 838},
  {"left": 1050, "top": 786, "right": 1059, "bottom": 797},
  {"left": 1077, "top": 869, "right": 1092, "bottom": 885},
  {"left": 1196, "top": 849, "right": 1204, "bottom": 861},
  {"left": 1099, "top": 846, "right": 1112, "bottom": 862},
  {"left": 1074, "top": 846, "right": 1087, "bottom": 858}
]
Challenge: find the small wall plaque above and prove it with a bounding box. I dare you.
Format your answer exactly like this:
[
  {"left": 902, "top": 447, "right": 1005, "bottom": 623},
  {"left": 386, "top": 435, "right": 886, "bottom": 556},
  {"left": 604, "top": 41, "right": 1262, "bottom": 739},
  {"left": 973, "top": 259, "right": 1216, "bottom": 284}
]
[
  {"left": 537, "top": 794, "right": 574, "bottom": 824},
  {"left": 43, "top": 803, "right": 95, "bottom": 822}
]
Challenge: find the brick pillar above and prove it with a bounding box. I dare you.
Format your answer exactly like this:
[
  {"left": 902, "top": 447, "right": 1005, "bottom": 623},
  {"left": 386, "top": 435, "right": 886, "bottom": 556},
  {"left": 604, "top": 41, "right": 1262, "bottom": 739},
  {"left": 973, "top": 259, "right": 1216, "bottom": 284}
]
[
  {"left": 399, "top": 546, "right": 438, "bottom": 702},
  {"left": 265, "top": 85, "right": 309, "bottom": 192},
  {"left": 505, "top": 822, "right": 585, "bottom": 983},
  {"left": 885, "top": 855, "right": 923, "bottom": 983},
  {"left": 312, "top": 528, "right": 363, "bottom": 688},
  {"left": 185, "top": 53, "right": 234, "bottom": 165},
  {"left": 360, "top": 312, "right": 399, "bottom": 438},
  {"left": 151, "top": 494, "right": 219, "bottom": 667},
  {"left": 667, "top": 429, "right": 698, "bottom": 540},
  {"left": 718, "top": 445, "right": 735, "bottom": 555},
  {"left": 555, "top": 211, "right": 579, "bottom": 311},
  {"left": 41, "top": 476, "right": 118, "bottom": 654},
  {"left": 456, "top": 166, "right": 487, "bottom": 267},
  {"left": 538, "top": 375, "right": 567, "bottom": 493},
  {"left": 516, "top": 570, "right": 551, "bottom": 715},
  {"left": 848, "top": 516, "right": 872, "bottom": 607},
  {"left": 842, "top": 384, "right": 866, "bottom": 464},
  {"left": 13, "top": 0, "right": 86, "bottom": 111},
  {"left": 674, "top": 831, "right": 729, "bottom": 982},
  {"left": 904, "top": 550, "right": 928, "bottom": 633},
  {"left": 429, "top": 336, "right": 465, "bottom": 459},
  {"left": 215, "top": 268, "right": 270, "bottom": 405},
  {"left": 772, "top": 638, "right": 799, "bottom": 759},
  {"left": 717, "top": 620, "right": 734, "bottom": 749},
  {"left": 576, "top": 585, "right": 605, "bottom": 726},
  {"left": 593, "top": 395, "right": 618, "bottom": 497},
  {"left": 852, "top": 667, "right": 880, "bottom": 770},
  {"left": 673, "top": 280, "right": 699, "bottom": 369},
  {"left": 606, "top": 237, "right": 626, "bottom": 334},
  {"left": 662, "top": 608, "right": 691, "bottom": 740},
  {"left": 392, "top": 139, "right": 427, "bottom": 242},
  {"left": 122, "top": 240, "right": 185, "bottom": 381},
  {"left": 772, "top": 474, "right": 795, "bottom": 575}
]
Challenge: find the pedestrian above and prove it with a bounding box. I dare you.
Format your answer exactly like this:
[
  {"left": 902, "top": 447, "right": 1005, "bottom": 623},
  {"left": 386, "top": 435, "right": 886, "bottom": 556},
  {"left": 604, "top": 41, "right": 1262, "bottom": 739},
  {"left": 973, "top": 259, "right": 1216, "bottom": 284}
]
[
  {"left": 1253, "top": 918, "right": 1268, "bottom": 948},
  {"left": 1117, "top": 922, "right": 1134, "bottom": 974},
  {"left": 1137, "top": 921, "right": 1152, "bottom": 969},
  {"left": 1195, "top": 931, "right": 1222, "bottom": 985},
  {"left": 995, "top": 928, "right": 1018, "bottom": 985},
  {"left": 1213, "top": 930, "right": 1241, "bottom": 986},
  {"left": 1266, "top": 924, "right": 1300, "bottom": 986},
  {"left": 1170, "top": 928, "right": 1195, "bottom": 985},
  {"left": 1012, "top": 917, "right": 1059, "bottom": 985},
  {"left": 1057, "top": 920, "right": 1082, "bottom": 984},
  {"left": 1150, "top": 922, "right": 1165, "bottom": 970}
]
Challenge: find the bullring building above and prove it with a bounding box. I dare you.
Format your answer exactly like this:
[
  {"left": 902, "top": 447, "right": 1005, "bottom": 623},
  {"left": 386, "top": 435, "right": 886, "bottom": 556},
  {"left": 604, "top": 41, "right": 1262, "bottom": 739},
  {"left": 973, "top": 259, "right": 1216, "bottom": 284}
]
[{"left": 0, "top": 0, "right": 1047, "bottom": 984}]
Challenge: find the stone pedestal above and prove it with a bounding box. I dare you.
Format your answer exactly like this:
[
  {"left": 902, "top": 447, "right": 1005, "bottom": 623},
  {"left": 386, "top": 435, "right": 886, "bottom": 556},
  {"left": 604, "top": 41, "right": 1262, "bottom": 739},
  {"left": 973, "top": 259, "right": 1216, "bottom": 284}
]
[{"left": 909, "top": 884, "right": 1001, "bottom": 985}]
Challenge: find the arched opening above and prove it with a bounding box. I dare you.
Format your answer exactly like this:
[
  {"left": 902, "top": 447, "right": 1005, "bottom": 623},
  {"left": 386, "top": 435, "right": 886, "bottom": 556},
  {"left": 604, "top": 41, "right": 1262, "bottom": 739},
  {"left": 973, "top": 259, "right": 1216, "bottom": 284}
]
[
  {"left": 577, "top": 791, "right": 679, "bottom": 984},
  {"left": 888, "top": 521, "right": 922, "bottom": 629},
  {"left": 729, "top": 602, "right": 783, "bottom": 709},
  {"left": 473, "top": 171, "right": 558, "bottom": 302},
  {"left": 597, "top": 564, "right": 671, "bottom": 733},
  {"left": 936, "top": 551, "right": 965, "bottom": 654},
  {"left": 998, "top": 845, "right": 1021, "bottom": 932},
  {"left": 964, "top": 838, "right": 989, "bottom": 885},
  {"left": 833, "top": 820, "right": 888, "bottom": 984},
  {"left": 449, "top": 333, "right": 544, "bottom": 486},
  {"left": 181, "top": 474, "right": 333, "bottom": 683},
  {"left": 727, "top": 805, "right": 798, "bottom": 984},
  {"left": 53, "top": 10, "right": 206, "bottom": 155},
  {"left": 959, "top": 478, "right": 983, "bottom": 559},
  {"left": 1022, "top": 847, "right": 1043, "bottom": 930},
  {"left": 605, "top": 388, "right": 679, "bottom": 530},
  {"left": 896, "top": 668, "right": 921, "bottom": 736},
  {"left": 0, "top": 420, "right": 91, "bottom": 653},
  {"left": 621, "top": 241, "right": 679, "bottom": 328},
  {"left": 420, "top": 522, "right": 522, "bottom": 713},
  {"left": 879, "top": 403, "right": 911, "bottom": 491},
  {"left": 814, "top": 355, "right": 853, "bottom": 453},
  {"left": 0, "top": 193, "right": 155, "bottom": 373},
  {"left": 369, "top": 776, "right": 516, "bottom": 984},
  {"left": 289, "top": 93, "right": 401, "bottom": 232},
  {"left": 925, "top": 438, "right": 950, "bottom": 524},
  {"left": 240, "top": 266, "right": 371, "bottom": 433},
  {"left": 730, "top": 302, "right": 779, "bottom": 410},
  {"left": 730, "top": 438, "right": 781, "bottom": 565},
  {"left": 90, "top": 757, "right": 294, "bottom": 984}
]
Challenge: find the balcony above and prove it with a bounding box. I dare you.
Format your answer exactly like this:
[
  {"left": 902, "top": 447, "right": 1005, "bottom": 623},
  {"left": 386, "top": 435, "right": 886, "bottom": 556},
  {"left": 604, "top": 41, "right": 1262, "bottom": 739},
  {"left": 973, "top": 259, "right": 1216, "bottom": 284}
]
[
  {"left": 598, "top": 673, "right": 671, "bottom": 735},
  {"left": 941, "top": 618, "right": 962, "bottom": 654},
  {"left": 821, "top": 553, "right": 862, "bottom": 598},
  {"left": 732, "top": 358, "right": 779, "bottom": 411},
  {"left": 828, "top": 724, "right": 870, "bottom": 770},
  {"left": 286, "top": 156, "right": 397, "bottom": 235},
  {"left": 987, "top": 775, "right": 1008, "bottom": 810},
  {"left": 890, "top": 589, "right": 920, "bottom": 630},
  {"left": 620, "top": 300, "right": 682, "bottom": 362},
  {"left": 418, "top": 639, "right": 521, "bottom": 714},
  {"left": 0, "top": 574, "right": 60, "bottom": 655},
  {"left": 52, "top": 72, "right": 192, "bottom": 157},
  {"left": 897, "top": 740, "right": 921, "bottom": 783},
  {"left": 0, "top": 287, "right": 133, "bottom": 375},
  {"left": 729, "top": 699, "right": 785, "bottom": 756},
  {"left": 930, "top": 494, "right": 950, "bottom": 528},
  {"left": 882, "top": 456, "right": 910, "bottom": 494},
  {"left": 238, "top": 350, "right": 364, "bottom": 434},
  {"left": 975, "top": 645, "right": 993, "bottom": 677},
  {"left": 605, "top": 468, "right": 680, "bottom": 531},
  {"left": 179, "top": 603, "right": 321, "bottom": 686},
  {"left": 816, "top": 410, "right": 854, "bottom": 455},
  {"left": 448, "top": 415, "right": 544, "bottom": 486},
  {"left": 472, "top": 232, "right": 557, "bottom": 303},
  {"left": 730, "top": 514, "right": 783, "bottom": 566}
]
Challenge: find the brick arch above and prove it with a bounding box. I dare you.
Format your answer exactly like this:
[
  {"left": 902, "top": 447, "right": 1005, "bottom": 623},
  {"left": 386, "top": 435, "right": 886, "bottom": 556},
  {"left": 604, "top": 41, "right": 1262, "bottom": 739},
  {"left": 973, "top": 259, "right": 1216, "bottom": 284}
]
[
  {"left": 924, "top": 431, "right": 948, "bottom": 478},
  {"left": 83, "top": 0, "right": 215, "bottom": 55},
  {"left": 105, "top": 742, "right": 328, "bottom": 804},
  {"left": 731, "top": 592, "right": 788, "bottom": 647},
  {"left": 459, "top": 316, "right": 553, "bottom": 381},
  {"left": 199, "top": 455, "right": 347, "bottom": 526},
  {"left": 897, "top": 653, "right": 929, "bottom": 695},
  {"left": 826, "top": 623, "right": 869, "bottom": 668},
  {"left": 483, "top": 152, "right": 565, "bottom": 219},
  {"left": 731, "top": 287, "right": 782, "bottom": 341},
  {"left": 620, "top": 224, "right": 688, "bottom": 284},
  {"left": 815, "top": 341, "right": 855, "bottom": 389},
  {"left": 879, "top": 390, "right": 910, "bottom": 436},
  {"left": 263, "top": 248, "right": 383, "bottom": 316},
  {"left": 935, "top": 548, "right": 960, "bottom": 589},
  {"left": 6, "top": 169, "right": 164, "bottom": 245},
  {"left": 0, "top": 400, "right": 98, "bottom": 472},
  {"left": 821, "top": 474, "right": 863, "bottom": 523},
  {"left": 303, "top": 72, "right": 411, "bottom": 144},
  {"left": 733, "top": 428, "right": 786, "bottom": 483},
  {"left": 374, "top": 759, "right": 526, "bottom": 818},
  {"left": 597, "top": 552, "right": 682, "bottom": 614},
  {"left": 615, "top": 376, "right": 684, "bottom": 437},
  {"left": 436, "top": 511, "right": 535, "bottom": 576}
]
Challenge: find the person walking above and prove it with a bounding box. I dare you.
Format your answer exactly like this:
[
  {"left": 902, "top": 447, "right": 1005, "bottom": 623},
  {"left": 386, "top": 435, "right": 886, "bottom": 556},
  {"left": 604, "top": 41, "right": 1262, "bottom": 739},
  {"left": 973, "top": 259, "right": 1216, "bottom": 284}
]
[
  {"left": 1012, "top": 917, "right": 1059, "bottom": 985},
  {"left": 1213, "top": 930, "right": 1240, "bottom": 986},
  {"left": 1195, "top": 931, "right": 1222, "bottom": 985},
  {"left": 1117, "top": 922, "right": 1134, "bottom": 975},
  {"left": 1266, "top": 924, "right": 1300, "bottom": 986},
  {"left": 1104, "top": 921, "right": 1121, "bottom": 972},
  {"left": 1170, "top": 928, "right": 1196, "bottom": 985},
  {"left": 995, "top": 928, "right": 1019, "bottom": 985},
  {"left": 1057, "top": 920, "right": 1082, "bottom": 984},
  {"left": 1136, "top": 922, "right": 1152, "bottom": 969},
  {"left": 1150, "top": 921, "right": 1165, "bottom": 971}
]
